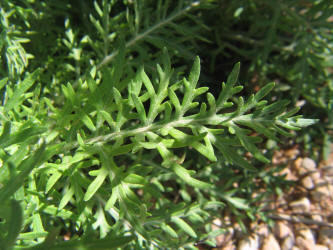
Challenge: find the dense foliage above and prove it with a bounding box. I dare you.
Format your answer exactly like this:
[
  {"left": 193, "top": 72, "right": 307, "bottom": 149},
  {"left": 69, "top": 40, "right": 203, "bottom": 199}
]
[{"left": 0, "top": 0, "right": 329, "bottom": 249}]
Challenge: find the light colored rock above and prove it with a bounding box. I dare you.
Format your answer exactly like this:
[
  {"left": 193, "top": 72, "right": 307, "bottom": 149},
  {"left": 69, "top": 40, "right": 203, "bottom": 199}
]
[
  {"left": 298, "top": 228, "right": 315, "bottom": 242},
  {"left": 285, "top": 147, "right": 300, "bottom": 159},
  {"left": 312, "top": 182, "right": 330, "bottom": 202},
  {"left": 282, "top": 235, "right": 295, "bottom": 250},
  {"left": 302, "top": 176, "right": 315, "bottom": 189},
  {"left": 221, "top": 244, "right": 236, "bottom": 250},
  {"left": 326, "top": 176, "right": 333, "bottom": 186},
  {"left": 296, "top": 236, "right": 316, "bottom": 250},
  {"left": 274, "top": 221, "right": 292, "bottom": 239},
  {"left": 262, "top": 234, "right": 281, "bottom": 250},
  {"left": 311, "top": 214, "right": 323, "bottom": 222},
  {"left": 301, "top": 158, "right": 316, "bottom": 172},
  {"left": 212, "top": 218, "right": 222, "bottom": 227},
  {"left": 216, "top": 231, "right": 233, "bottom": 246},
  {"left": 212, "top": 218, "right": 226, "bottom": 246},
  {"left": 290, "top": 197, "right": 311, "bottom": 213},
  {"left": 297, "top": 157, "right": 319, "bottom": 179},
  {"left": 318, "top": 229, "right": 333, "bottom": 247},
  {"left": 280, "top": 167, "right": 297, "bottom": 181},
  {"left": 314, "top": 245, "right": 329, "bottom": 250},
  {"left": 310, "top": 171, "right": 321, "bottom": 181},
  {"left": 292, "top": 247, "right": 300, "bottom": 250},
  {"left": 313, "top": 178, "right": 327, "bottom": 186},
  {"left": 238, "top": 235, "right": 259, "bottom": 250},
  {"left": 294, "top": 157, "right": 303, "bottom": 169},
  {"left": 322, "top": 165, "right": 333, "bottom": 176},
  {"left": 257, "top": 224, "right": 269, "bottom": 238}
]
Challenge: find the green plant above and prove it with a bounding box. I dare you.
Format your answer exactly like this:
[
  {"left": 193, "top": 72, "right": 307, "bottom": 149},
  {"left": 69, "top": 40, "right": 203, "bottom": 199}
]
[
  {"left": 0, "top": 0, "right": 317, "bottom": 249},
  {"left": 198, "top": 0, "right": 333, "bottom": 159}
]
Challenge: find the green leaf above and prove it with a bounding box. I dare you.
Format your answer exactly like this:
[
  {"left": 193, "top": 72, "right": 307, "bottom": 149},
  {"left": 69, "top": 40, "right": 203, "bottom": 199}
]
[
  {"left": 4, "top": 200, "right": 23, "bottom": 249},
  {"left": 62, "top": 82, "right": 76, "bottom": 104},
  {"left": 188, "top": 213, "right": 204, "bottom": 223},
  {"left": 99, "top": 110, "right": 115, "bottom": 129},
  {"left": 207, "top": 92, "right": 216, "bottom": 114},
  {"left": 18, "top": 232, "right": 49, "bottom": 241},
  {"left": 59, "top": 185, "right": 74, "bottom": 209},
  {"left": 0, "top": 143, "right": 46, "bottom": 202},
  {"left": 105, "top": 187, "right": 119, "bottom": 211},
  {"left": 140, "top": 68, "right": 155, "bottom": 97},
  {"left": 254, "top": 82, "right": 275, "bottom": 101},
  {"left": 223, "top": 196, "right": 249, "bottom": 210},
  {"left": 188, "top": 56, "right": 200, "bottom": 89},
  {"left": 170, "top": 163, "right": 212, "bottom": 189},
  {"left": 112, "top": 42, "right": 126, "bottom": 88},
  {"left": 279, "top": 107, "right": 300, "bottom": 119},
  {"left": 80, "top": 112, "right": 96, "bottom": 132},
  {"left": 45, "top": 172, "right": 62, "bottom": 194},
  {"left": 194, "top": 87, "right": 209, "bottom": 97},
  {"left": 171, "top": 217, "right": 197, "bottom": 238},
  {"left": 110, "top": 144, "right": 134, "bottom": 156},
  {"left": 226, "top": 62, "right": 240, "bottom": 85},
  {"left": 235, "top": 118, "right": 279, "bottom": 141},
  {"left": 260, "top": 100, "right": 290, "bottom": 116},
  {"left": 161, "top": 223, "right": 178, "bottom": 238},
  {"left": 0, "top": 126, "right": 46, "bottom": 148},
  {"left": 131, "top": 93, "right": 147, "bottom": 124},
  {"left": 168, "top": 128, "right": 216, "bottom": 161},
  {"left": 84, "top": 168, "right": 108, "bottom": 201},
  {"left": 293, "top": 118, "right": 318, "bottom": 127},
  {"left": 216, "top": 63, "right": 242, "bottom": 110},
  {"left": 86, "top": 74, "right": 98, "bottom": 92},
  {"left": 32, "top": 213, "right": 46, "bottom": 237},
  {"left": 0, "top": 122, "right": 11, "bottom": 147},
  {"left": 168, "top": 88, "right": 181, "bottom": 116},
  {"left": 0, "top": 77, "right": 8, "bottom": 90},
  {"left": 214, "top": 140, "right": 256, "bottom": 171},
  {"left": 77, "top": 132, "right": 85, "bottom": 146},
  {"left": 112, "top": 87, "right": 123, "bottom": 105},
  {"left": 231, "top": 124, "right": 270, "bottom": 163},
  {"left": 28, "top": 235, "right": 134, "bottom": 250},
  {"left": 5, "top": 69, "right": 40, "bottom": 111},
  {"left": 124, "top": 174, "right": 146, "bottom": 185}
]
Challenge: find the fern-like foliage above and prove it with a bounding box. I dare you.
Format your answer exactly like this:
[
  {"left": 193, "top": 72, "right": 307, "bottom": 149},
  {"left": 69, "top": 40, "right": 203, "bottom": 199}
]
[
  {"left": 0, "top": 48, "right": 315, "bottom": 248},
  {"left": 0, "top": 1, "right": 318, "bottom": 249}
]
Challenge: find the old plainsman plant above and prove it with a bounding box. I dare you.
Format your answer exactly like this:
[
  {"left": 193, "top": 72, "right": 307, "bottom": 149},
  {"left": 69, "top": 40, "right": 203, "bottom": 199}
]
[{"left": 0, "top": 0, "right": 316, "bottom": 249}]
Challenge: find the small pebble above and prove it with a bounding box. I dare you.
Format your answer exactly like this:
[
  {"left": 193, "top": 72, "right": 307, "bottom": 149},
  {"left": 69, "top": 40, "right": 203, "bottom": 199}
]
[
  {"left": 301, "top": 158, "right": 316, "bottom": 172},
  {"left": 314, "top": 245, "right": 329, "bottom": 250},
  {"left": 274, "top": 221, "right": 292, "bottom": 239},
  {"left": 262, "top": 233, "right": 281, "bottom": 250},
  {"left": 257, "top": 224, "right": 269, "bottom": 238},
  {"left": 296, "top": 236, "right": 316, "bottom": 250},
  {"left": 282, "top": 235, "right": 295, "bottom": 250},
  {"left": 302, "top": 176, "right": 314, "bottom": 189},
  {"left": 297, "top": 228, "right": 315, "bottom": 242},
  {"left": 322, "top": 165, "right": 333, "bottom": 176},
  {"left": 290, "top": 197, "right": 311, "bottom": 213},
  {"left": 311, "top": 214, "right": 323, "bottom": 222},
  {"left": 221, "top": 245, "right": 236, "bottom": 250},
  {"left": 238, "top": 235, "right": 259, "bottom": 250},
  {"left": 312, "top": 182, "right": 330, "bottom": 202}
]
